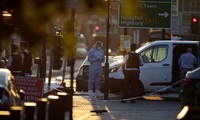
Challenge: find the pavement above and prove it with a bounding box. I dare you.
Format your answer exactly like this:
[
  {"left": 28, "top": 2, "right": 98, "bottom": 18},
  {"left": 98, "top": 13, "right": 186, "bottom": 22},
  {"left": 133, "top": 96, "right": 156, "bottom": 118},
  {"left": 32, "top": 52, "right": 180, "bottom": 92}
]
[
  {"left": 42, "top": 76, "right": 180, "bottom": 120},
  {"left": 72, "top": 92, "right": 180, "bottom": 120}
]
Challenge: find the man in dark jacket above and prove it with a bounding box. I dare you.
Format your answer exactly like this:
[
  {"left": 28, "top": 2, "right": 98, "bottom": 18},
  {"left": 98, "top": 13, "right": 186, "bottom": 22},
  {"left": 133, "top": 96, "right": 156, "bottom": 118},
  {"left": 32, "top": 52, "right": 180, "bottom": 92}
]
[
  {"left": 7, "top": 44, "right": 23, "bottom": 76},
  {"left": 121, "top": 43, "right": 143, "bottom": 103},
  {"left": 20, "top": 41, "right": 33, "bottom": 77}
]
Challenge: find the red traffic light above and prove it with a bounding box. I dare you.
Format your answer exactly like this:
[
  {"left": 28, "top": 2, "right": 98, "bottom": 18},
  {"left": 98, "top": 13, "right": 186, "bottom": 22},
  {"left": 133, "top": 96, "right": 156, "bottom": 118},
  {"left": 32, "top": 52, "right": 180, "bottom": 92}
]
[
  {"left": 95, "top": 26, "right": 100, "bottom": 31},
  {"left": 191, "top": 16, "right": 199, "bottom": 34},
  {"left": 192, "top": 17, "right": 198, "bottom": 23}
]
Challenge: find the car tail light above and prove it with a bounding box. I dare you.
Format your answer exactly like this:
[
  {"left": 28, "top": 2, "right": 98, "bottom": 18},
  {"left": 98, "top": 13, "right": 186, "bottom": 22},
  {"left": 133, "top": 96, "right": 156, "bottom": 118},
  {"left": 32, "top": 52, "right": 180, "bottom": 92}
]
[{"left": 183, "top": 77, "right": 192, "bottom": 87}]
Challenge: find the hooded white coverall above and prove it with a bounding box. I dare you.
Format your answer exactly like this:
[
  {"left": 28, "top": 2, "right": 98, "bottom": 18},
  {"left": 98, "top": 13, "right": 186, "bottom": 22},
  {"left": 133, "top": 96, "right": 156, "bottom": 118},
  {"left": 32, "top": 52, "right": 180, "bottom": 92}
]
[{"left": 88, "top": 41, "right": 105, "bottom": 91}]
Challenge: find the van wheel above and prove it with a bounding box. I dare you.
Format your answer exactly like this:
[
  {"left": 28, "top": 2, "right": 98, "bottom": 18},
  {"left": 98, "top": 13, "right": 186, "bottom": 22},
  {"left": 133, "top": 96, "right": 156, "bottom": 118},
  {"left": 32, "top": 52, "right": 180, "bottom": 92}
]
[{"left": 128, "top": 80, "right": 145, "bottom": 97}]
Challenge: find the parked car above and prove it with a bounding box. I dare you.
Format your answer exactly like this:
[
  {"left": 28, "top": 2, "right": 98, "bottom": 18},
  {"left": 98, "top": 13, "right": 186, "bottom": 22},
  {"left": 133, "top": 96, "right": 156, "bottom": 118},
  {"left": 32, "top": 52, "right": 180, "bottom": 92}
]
[
  {"left": 0, "top": 68, "right": 24, "bottom": 110},
  {"left": 179, "top": 67, "right": 200, "bottom": 107},
  {"left": 75, "top": 47, "right": 87, "bottom": 59},
  {"left": 76, "top": 55, "right": 123, "bottom": 93},
  {"left": 109, "top": 61, "right": 145, "bottom": 96}
]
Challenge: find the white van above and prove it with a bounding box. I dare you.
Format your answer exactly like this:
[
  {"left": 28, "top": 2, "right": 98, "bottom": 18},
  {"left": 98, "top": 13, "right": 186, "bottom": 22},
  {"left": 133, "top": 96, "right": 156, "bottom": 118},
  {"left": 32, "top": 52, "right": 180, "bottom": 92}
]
[{"left": 109, "top": 40, "right": 200, "bottom": 94}]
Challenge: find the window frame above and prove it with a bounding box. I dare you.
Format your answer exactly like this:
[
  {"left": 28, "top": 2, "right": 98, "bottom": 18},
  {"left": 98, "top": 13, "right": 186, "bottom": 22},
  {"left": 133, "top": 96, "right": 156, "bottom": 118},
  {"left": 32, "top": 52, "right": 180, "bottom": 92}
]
[{"left": 141, "top": 45, "right": 168, "bottom": 63}]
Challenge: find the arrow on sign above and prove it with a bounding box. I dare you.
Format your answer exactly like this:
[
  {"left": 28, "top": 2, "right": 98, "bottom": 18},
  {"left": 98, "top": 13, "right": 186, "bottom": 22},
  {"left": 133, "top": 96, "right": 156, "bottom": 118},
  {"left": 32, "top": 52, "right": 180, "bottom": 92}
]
[{"left": 158, "top": 12, "right": 169, "bottom": 18}]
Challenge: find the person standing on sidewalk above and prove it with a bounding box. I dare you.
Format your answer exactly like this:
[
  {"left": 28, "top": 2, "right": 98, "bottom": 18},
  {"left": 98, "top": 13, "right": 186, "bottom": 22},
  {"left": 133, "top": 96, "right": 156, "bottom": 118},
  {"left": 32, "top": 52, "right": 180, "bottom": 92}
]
[
  {"left": 121, "top": 43, "right": 143, "bottom": 103},
  {"left": 87, "top": 41, "right": 105, "bottom": 98},
  {"left": 0, "top": 51, "right": 6, "bottom": 68},
  {"left": 178, "top": 48, "right": 197, "bottom": 82},
  {"left": 7, "top": 44, "right": 23, "bottom": 76},
  {"left": 20, "top": 41, "right": 33, "bottom": 77}
]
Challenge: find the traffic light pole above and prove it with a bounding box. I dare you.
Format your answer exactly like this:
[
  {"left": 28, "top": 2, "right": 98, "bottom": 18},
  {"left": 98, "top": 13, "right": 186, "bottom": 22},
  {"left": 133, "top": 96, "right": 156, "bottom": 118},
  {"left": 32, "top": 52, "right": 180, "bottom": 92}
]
[
  {"left": 62, "top": 58, "right": 67, "bottom": 82},
  {"left": 69, "top": 8, "right": 76, "bottom": 120},
  {"left": 41, "top": 35, "right": 47, "bottom": 80},
  {"left": 162, "top": 29, "right": 165, "bottom": 40},
  {"left": 104, "top": 0, "right": 110, "bottom": 100},
  {"left": 48, "top": 47, "right": 53, "bottom": 90}
]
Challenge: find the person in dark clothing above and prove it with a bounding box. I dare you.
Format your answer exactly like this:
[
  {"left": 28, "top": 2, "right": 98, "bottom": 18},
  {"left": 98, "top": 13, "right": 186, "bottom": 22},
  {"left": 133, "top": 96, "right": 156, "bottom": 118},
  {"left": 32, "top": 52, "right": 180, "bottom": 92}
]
[
  {"left": 121, "top": 43, "right": 143, "bottom": 103},
  {"left": 7, "top": 44, "right": 23, "bottom": 76},
  {"left": 20, "top": 41, "right": 33, "bottom": 77},
  {"left": 0, "top": 52, "right": 6, "bottom": 68}
]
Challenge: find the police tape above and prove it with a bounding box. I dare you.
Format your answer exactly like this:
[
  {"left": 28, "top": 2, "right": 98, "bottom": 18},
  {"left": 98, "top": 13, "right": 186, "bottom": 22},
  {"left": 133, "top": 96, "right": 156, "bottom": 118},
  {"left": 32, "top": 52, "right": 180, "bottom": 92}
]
[{"left": 102, "top": 79, "right": 183, "bottom": 102}]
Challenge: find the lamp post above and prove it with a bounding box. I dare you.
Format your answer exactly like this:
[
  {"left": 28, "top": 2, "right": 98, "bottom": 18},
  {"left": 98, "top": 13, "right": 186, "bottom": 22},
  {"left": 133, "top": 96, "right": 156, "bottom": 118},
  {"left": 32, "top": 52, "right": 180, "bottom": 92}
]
[{"left": 104, "top": 0, "right": 110, "bottom": 100}]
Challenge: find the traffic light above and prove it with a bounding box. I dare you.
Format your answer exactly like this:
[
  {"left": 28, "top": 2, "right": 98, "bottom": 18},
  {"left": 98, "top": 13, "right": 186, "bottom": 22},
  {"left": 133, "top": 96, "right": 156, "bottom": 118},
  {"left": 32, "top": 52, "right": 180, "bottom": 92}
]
[
  {"left": 53, "top": 48, "right": 63, "bottom": 70},
  {"left": 191, "top": 15, "right": 200, "bottom": 34},
  {"left": 53, "top": 35, "right": 64, "bottom": 70},
  {"left": 95, "top": 25, "right": 100, "bottom": 31}
]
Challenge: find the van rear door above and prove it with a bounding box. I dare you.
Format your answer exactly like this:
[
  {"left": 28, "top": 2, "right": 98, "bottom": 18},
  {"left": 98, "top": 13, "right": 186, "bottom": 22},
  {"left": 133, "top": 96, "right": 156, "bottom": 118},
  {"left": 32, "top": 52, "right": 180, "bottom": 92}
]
[
  {"left": 172, "top": 42, "right": 199, "bottom": 84},
  {"left": 197, "top": 42, "right": 200, "bottom": 67}
]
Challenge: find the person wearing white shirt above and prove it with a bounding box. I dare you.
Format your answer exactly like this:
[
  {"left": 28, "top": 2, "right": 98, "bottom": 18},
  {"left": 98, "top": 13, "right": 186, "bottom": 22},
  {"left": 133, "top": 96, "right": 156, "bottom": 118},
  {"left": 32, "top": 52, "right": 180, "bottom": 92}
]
[{"left": 178, "top": 48, "right": 197, "bottom": 81}]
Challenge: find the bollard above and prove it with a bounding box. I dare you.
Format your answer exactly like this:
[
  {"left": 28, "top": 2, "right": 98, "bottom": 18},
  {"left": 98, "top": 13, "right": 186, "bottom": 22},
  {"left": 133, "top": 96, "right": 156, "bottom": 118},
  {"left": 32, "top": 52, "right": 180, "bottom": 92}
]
[
  {"left": 23, "top": 102, "right": 37, "bottom": 120},
  {"left": 186, "top": 106, "right": 200, "bottom": 120},
  {"left": 0, "top": 110, "right": 10, "bottom": 120},
  {"left": 10, "top": 106, "right": 23, "bottom": 120},
  {"left": 48, "top": 95, "right": 59, "bottom": 120},
  {"left": 57, "top": 92, "right": 71, "bottom": 120},
  {"left": 36, "top": 98, "right": 49, "bottom": 120}
]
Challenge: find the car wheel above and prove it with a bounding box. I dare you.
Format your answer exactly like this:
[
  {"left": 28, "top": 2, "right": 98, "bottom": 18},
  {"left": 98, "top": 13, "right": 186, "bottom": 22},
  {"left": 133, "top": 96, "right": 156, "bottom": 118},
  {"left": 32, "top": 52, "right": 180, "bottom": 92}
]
[{"left": 107, "top": 78, "right": 123, "bottom": 93}]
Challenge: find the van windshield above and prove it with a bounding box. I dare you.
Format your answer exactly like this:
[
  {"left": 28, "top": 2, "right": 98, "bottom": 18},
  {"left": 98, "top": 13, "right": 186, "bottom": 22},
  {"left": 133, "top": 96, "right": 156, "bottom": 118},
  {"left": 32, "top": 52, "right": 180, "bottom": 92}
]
[{"left": 136, "top": 42, "right": 151, "bottom": 53}]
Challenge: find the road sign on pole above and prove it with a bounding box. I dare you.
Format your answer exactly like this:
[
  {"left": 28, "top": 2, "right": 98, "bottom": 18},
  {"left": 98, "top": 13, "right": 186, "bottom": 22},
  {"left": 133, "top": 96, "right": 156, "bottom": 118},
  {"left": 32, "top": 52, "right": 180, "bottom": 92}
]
[
  {"left": 67, "top": 0, "right": 80, "bottom": 9},
  {"left": 120, "top": 35, "right": 131, "bottom": 52},
  {"left": 119, "top": 0, "right": 172, "bottom": 28}
]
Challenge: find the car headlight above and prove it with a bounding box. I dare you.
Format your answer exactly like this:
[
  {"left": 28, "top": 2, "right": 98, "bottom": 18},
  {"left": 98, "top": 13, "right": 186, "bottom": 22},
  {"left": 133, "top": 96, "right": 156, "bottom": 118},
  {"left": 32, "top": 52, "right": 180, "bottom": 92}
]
[{"left": 109, "top": 67, "right": 119, "bottom": 73}]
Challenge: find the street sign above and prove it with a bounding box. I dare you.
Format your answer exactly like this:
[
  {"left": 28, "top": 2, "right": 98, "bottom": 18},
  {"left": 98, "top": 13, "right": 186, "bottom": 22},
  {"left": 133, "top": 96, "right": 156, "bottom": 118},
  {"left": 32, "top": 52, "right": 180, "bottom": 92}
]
[
  {"left": 172, "top": 0, "right": 178, "bottom": 16},
  {"left": 67, "top": 0, "right": 80, "bottom": 9},
  {"left": 120, "top": 35, "right": 131, "bottom": 52},
  {"left": 15, "top": 77, "right": 44, "bottom": 102},
  {"left": 119, "top": 0, "right": 171, "bottom": 28}
]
